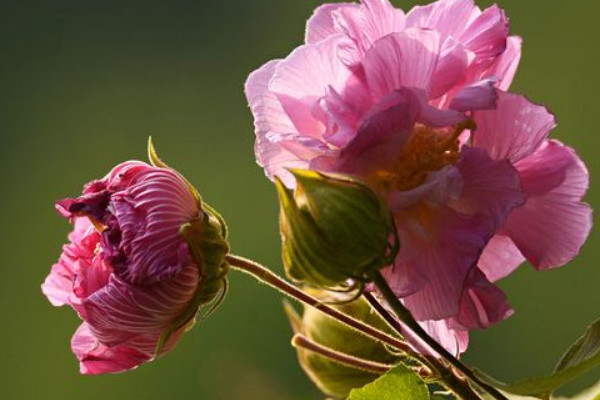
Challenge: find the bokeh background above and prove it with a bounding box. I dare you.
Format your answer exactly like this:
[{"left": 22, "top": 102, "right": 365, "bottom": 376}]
[{"left": 1, "top": 0, "right": 598, "bottom": 398}]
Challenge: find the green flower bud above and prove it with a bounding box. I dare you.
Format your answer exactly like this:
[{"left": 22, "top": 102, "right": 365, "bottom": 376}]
[
  {"left": 285, "top": 292, "right": 401, "bottom": 399},
  {"left": 276, "top": 169, "right": 399, "bottom": 289}
]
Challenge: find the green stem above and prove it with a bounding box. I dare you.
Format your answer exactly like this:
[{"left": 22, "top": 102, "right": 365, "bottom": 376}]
[
  {"left": 292, "top": 333, "right": 394, "bottom": 374},
  {"left": 372, "top": 271, "right": 508, "bottom": 400},
  {"left": 226, "top": 254, "right": 412, "bottom": 354}
]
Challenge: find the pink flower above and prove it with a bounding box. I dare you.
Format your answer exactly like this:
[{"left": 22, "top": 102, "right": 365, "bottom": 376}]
[
  {"left": 245, "top": 0, "right": 592, "bottom": 352},
  {"left": 42, "top": 161, "right": 224, "bottom": 374}
]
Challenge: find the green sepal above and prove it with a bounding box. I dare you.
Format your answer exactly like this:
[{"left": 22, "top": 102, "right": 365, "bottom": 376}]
[
  {"left": 276, "top": 169, "right": 399, "bottom": 291},
  {"left": 285, "top": 292, "right": 403, "bottom": 399}
]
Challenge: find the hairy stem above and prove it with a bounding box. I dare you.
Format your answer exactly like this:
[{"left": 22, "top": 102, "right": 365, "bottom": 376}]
[
  {"left": 292, "top": 333, "right": 393, "bottom": 374},
  {"left": 226, "top": 254, "right": 412, "bottom": 354},
  {"left": 372, "top": 272, "right": 507, "bottom": 400}
]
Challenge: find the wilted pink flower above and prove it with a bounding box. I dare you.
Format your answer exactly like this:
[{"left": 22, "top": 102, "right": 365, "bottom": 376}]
[
  {"left": 42, "top": 160, "right": 228, "bottom": 374},
  {"left": 245, "top": 0, "right": 592, "bottom": 353}
]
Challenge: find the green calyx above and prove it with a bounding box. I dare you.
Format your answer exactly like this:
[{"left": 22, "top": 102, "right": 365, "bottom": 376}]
[
  {"left": 285, "top": 292, "right": 402, "bottom": 399},
  {"left": 148, "top": 138, "right": 230, "bottom": 355},
  {"left": 276, "top": 169, "right": 399, "bottom": 290}
]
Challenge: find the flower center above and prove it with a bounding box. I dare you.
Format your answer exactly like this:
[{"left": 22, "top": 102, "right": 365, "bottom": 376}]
[{"left": 367, "top": 120, "right": 474, "bottom": 194}]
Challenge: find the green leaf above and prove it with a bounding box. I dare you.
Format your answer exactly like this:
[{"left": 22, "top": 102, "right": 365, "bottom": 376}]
[
  {"left": 347, "top": 365, "right": 429, "bottom": 400},
  {"left": 474, "top": 318, "right": 600, "bottom": 398}
]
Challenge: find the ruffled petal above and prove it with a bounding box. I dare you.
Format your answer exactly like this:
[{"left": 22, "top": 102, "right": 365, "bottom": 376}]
[
  {"left": 391, "top": 205, "right": 493, "bottom": 321},
  {"left": 503, "top": 141, "right": 592, "bottom": 269},
  {"left": 487, "top": 36, "right": 522, "bottom": 90},
  {"left": 72, "top": 323, "right": 151, "bottom": 375},
  {"left": 305, "top": 3, "right": 355, "bottom": 44},
  {"left": 82, "top": 263, "right": 200, "bottom": 353},
  {"left": 270, "top": 35, "right": 353, "bottom": 137},
  {"left": 453, "top": 268, "right": 513, "bottom": 330},
  {"left": 333, "top": 0, "right": 406, "bottom": 63},
  {"left": 430, "top": 37, "right": 470, "bottom": 100},
  {"left": 478, "top": 234, "right": 525, "bottom": 282},
  {"left": 473, "top": 91, "right": 556, "bottom": 163},
  {"left": 453, "top": 146, "right": 525, "bottom": 229},
  {"left": 245, "top": 60, "right": 309, "bottom": 185},
  {"left": 459, "top": 5, "right": 508, "bottom": 62},
  {"left": 406, "top": 0, "right": 478, "bottom": 39},
  {"left": 449, "top": 79, "right": 498, "bottom": 112},
  {"left": 42, "top": 218, "right": 100, "bottom": 306},
  {"left": 363, "top": 29, "right": 442, "bottom": 101}
]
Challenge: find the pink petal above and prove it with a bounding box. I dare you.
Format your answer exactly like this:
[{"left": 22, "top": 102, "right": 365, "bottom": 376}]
[
  {"left": 270, "top": 35, "right": 353, "bottom": 137},
  {"left": 305, "top": 3, "right": 355, "bottom": 44},
  {"left": 449, "top": 79, "right": 498, "bottom": 112},
  {"left": 333, "top": 0, "right": 406, "bottom": 63},
  {"left": 503, "top": 141, "right": 592, "bottom": 269},
  {"left": 472, "top": 91, "right": 556, "bottom": 163},
  {"left": 72, "top": 323, "right": 151, "bottom": 375},
  {"left": 487, "top": 36, "right": 522, "bottom": 91},
  {"left": 403, "top": 317, "right": 470, "bottom": 357},
  {"left": 478, "top": 234, "right": 525, "bottom": 282},
  {"left": 82, "top": 263, "right": 200, "bottom": 353},
  {"left": 111, "top": 168, "right": 199, "bottom": 284},
  {"left": 406, "top": 0, "right": 478, "bottom": 39},
  {"left": 245, "top": 60, "right": 309, "bottom": 185},
  {"left": 42, "top": 218, "right": 100, "bottom": 306},
  {"left": 459, "top": 5, "right": 508, "bottom": 62},
  {"left": 392, "top": 206, "right": 493, "bottom": 321},
  {"left": 453, "top": 146, "right": 525, "bottom": 229},
  {"left": 453, "top": 268, "right": 513, "bottom": 330},
  {"left": 363, "top": 29, "right": 442, "bottom": 100},
  {"left": 430, "top": 37, "right": 470, "bottom": 100}
]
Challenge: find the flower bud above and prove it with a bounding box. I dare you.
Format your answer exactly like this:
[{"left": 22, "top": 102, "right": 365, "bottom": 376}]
[
  {"left": 42, "top": 139, "right": 229, "bottom": 374},
  {"left": 276, "top": 169, "right": 398, "bottom": 289},
  {"left": 285, "top": 292, "right": 401, "bottom": 399}
]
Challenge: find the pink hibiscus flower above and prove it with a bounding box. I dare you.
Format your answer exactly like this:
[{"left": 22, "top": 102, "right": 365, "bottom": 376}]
[
  {"left": 245, "top": 0, "right": 591, "bottom": 353},
  {"left": 42, "top": 161, "right": 213, "bottom": 374}
]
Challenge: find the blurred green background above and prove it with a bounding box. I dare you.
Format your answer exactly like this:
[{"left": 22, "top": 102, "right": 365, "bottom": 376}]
[{"left": 0, "top": 0, "right": 598, "bottom": 398}]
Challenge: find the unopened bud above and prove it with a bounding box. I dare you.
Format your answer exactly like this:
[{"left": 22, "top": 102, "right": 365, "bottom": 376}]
[
  {"left": 276, "top": 169, "right": 398, "bottom": 289},
  {"left": 284, "top": 292, "right": 401, "bottom": 398}
]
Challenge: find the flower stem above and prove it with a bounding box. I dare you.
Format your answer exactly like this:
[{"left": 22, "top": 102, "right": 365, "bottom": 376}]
[
  {"left": 292, "top": 333, "right": 393, "bottom": 374},
  {"left": 372, "top": 271, "right": 508, "bottom": 400},
  {"left": 226, "top": 254, "right": 412, "bottom": 354}
]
